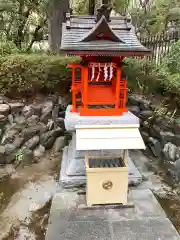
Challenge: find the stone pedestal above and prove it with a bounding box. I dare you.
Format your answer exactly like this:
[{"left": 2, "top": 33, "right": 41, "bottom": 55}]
[{"left": 60, "top": 105, "right": 143, "bottom": 188}]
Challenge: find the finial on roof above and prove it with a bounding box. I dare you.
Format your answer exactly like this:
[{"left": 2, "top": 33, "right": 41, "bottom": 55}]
[{"left": 95, "top": 4, "right": 112, "bottom": 23}]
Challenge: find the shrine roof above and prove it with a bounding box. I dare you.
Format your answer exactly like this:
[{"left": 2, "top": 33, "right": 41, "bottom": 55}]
[{"left": 60, "top": 7, "right": 151, "bottom": 56}]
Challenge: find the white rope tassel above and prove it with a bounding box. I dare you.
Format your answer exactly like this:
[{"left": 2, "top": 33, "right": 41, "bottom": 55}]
[
  {"left": 109, "top": 63, "right": 113, "bottom": 81},
  {"left": 91, "top": 63, "right": 95, "bottom": 81},
  {"left": 96, "top": 63, "right": 101, "bottom": 82},
  {"left": 104, "top": 63, "right": 108, "bottom": 81}
]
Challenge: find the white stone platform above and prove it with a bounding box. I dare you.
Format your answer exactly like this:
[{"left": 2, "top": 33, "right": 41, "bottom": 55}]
[{"left": 65, "top": 105, "right": 139, "bottom": 131}]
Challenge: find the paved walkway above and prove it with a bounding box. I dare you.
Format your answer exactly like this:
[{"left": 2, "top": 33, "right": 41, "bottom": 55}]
[
  {"left": 46, "top": 150, "right": 180, "bottom": 240},
  {"left": 46, "top": 188, "right": 180, "bottom": 240}
]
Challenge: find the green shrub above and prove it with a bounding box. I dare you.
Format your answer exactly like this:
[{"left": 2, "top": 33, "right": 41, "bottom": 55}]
[
  {"left": 0, "top": 41, "right": 19, "bottom": 55},
  {"left": 123, "top": 57, "right": 163, "bottom": 94},
  {"left": 0, "top": 54, "right": 79, "bottom": 94},
  {"left": 156, "top": 41, "right": 180, "bottom": 96}
]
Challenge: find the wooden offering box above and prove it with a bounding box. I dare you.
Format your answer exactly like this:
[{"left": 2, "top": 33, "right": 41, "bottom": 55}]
[{"left": 85, "top": 151, "right": 128, "bottom": 206}]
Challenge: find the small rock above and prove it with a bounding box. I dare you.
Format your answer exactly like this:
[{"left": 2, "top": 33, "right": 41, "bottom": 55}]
[
  {"left": 22, "top": 105, "right": 34, "bottom": 118},
  {"left": 0, "top": 104, "right": 10, "bottom": 116},
  {"left": 172, "top": 135, "right": 180, "bottom": 146},
  {"left": 40, "top": 101, "right": 53, "bottom": 123},
  {"left": 33, "top": 145, "right": 45, "bottom": 158},
  {"left": 13, "top": 137, "right": 24, "bottom": 148},
  {"left": 128, "top": 95, "right": 141, "bottom": 106},
  {"left": 31, "top": 104, "right": 42, "bottom": 116},
  {"left": 8, "top": 114, "right": 14, "bottom": 124},
  {"left": 24, "top": 136, "right": 40, "bottom": 150},
  {"left": 0, "top": 115, "right": 7, "bottom": 122},
  {"left": 27, "top": 115, "right": 39, "bottom": 126},
  {"left": 52, "top": 105, "right": 60, "bottom": 121},
  {"left": 58, "top": 95, "right": 71, "bottom": 111},
  {"left": 14, "top": 115, "right": 26, "bottom": 125},
  {"left": 5, "top": 144, "right": 16, "bottom": 155},
  {"left": 0, "top": 146, "right": 6, "bottom": 164},
  {"left": 21, "top": 148, "right": 34, "bottom": 166},
  {"left": 1, "top": 129, "right": 19, "bottom": 144},
  {"left": 141, "top": 131, "right": 149, "bottom": 143},
  {"left": 147, "top": 137, "right": 161, "bottom": 157},
  {"left": 0, "top": 95, "right": 9, "bottom": 104},
  {"left": 139, "top": 110, "right": 153, "bottom": 120},
  {"left": 149, "top": 125, "right": 162, "bottom": 139},
  {"left": 5, "top": 144, "right": 17, "bottom": 163},
  {"left": 9, "top": 102, "right": 24, "bottom": 114},
  {"left": 55, "top": 117, "right": 65, "bottom": 129},
  {"left": 40, "top": 128, "right": 64, "bottom": 149},
  {"left": 58, "top": 111, "right": 65, "bottom": 118},
  {"left": 139, "top": 99, "right": 151, "bottom": 111},
  {"left": 47, "top": 119, "right": 54, "bottom": 130},
  {"left": 128, "top": 106, "right": 140, "bottom": 116},
  {"left": 163, "top": 142, "right": 177, "bottom": 162},
  {"left": 160, "top": 131, "right": 175, "bottom": 145},
  {"left": 53, "top": 136, "right": 66, "bottom": 152}
]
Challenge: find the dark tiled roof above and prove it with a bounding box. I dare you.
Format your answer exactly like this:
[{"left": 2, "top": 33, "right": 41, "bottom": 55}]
[{"left": 60, "top": 14, "right": 151, "bottom": 56}]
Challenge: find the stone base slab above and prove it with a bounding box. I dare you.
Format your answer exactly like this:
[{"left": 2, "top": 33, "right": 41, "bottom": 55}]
[
  {"left": 65, "top": 105, "right": 139, "bottom": 131},
  {"left": 60, "top": 146, "right": 142, "bottom": 189}
]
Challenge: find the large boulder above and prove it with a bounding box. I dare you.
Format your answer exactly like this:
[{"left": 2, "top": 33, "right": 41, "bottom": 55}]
[{"left": 40, "top": 128, "right": 64, "bottom": 149}]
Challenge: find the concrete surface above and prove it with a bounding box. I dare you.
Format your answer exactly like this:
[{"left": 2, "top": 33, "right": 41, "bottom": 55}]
[
  {"left": 60, "top": 146, "right": 142, "bottom": 188},
  {"left": 65, "top": 105, "right": 139, "bottom": 131},
  {"left": 46, "top": 189, "right": 180, "bottom": 240}
]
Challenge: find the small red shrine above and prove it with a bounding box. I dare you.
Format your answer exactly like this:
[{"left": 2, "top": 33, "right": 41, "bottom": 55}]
[{"left": 60, "top": 5, "right": 150, "bottom": 116}]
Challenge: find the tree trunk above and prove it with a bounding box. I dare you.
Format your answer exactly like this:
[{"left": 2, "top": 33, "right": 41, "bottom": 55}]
[
  {"left": 88, "top": 0, "right": 95, "bottom": 15},
  {"left": 48, "top": 0, "right": 69, "bottom": 53}
]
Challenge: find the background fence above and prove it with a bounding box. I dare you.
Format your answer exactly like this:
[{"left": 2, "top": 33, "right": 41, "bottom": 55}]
[{"left": 139, "top": 31, "right": 180, "bottom": 65}]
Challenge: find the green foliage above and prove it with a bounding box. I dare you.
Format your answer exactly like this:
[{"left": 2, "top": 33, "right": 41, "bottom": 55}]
[
  {"left": 0, "top": 41, "right": 19, "bottom": 55},
  {"left": 73, "top": 0, "right": 88, "bottom": 14},
  {"left": 0, "top": 0, "right": 49, "bottom": 50},
  {"left": 123, "top": 41, "right": 180, "bottom": 100},
  {"left": 0, "top": 54, "right": 79, "bottom": 94},
  {"left": 123, "top": 57, "right": 162, "bottom": 94},
  {"left": 156, "top": 41, "right": 180, "bottom": 95}
]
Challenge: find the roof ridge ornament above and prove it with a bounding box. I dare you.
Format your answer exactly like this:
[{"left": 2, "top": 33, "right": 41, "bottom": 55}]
[
  {"left": 95, "top": 4, "right": 112, "bottom": 23},
  {"left": 80, "top": 16, "right": 122, "bottom": 42}
]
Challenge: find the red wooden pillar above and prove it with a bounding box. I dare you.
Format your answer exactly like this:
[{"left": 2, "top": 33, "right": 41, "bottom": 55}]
[
  {"left": 82, "top": 66, "right": 88, "bottom": 113},
  {"left": 71, "top": 67, "right": 76, "bottom": 112},
  {"left": 115, "top": 67, "right": 121, "bottom": 109}
]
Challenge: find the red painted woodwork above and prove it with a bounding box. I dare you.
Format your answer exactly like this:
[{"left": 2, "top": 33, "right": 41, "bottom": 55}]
[{"left": 68, "top": 58, "right": 128, "bottom": 116}]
